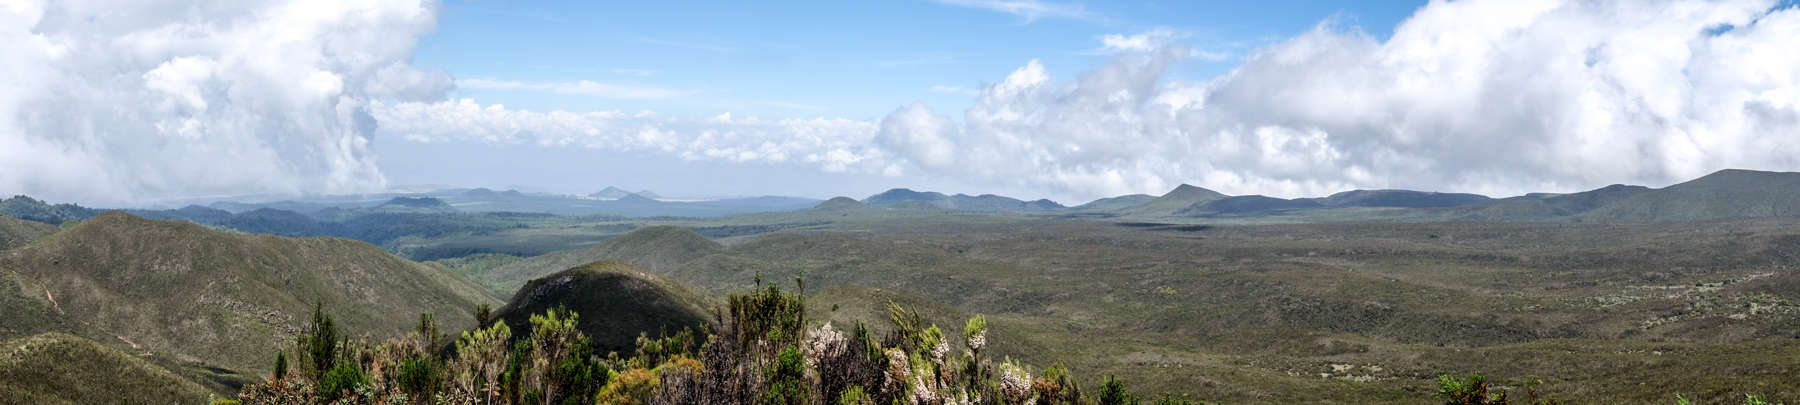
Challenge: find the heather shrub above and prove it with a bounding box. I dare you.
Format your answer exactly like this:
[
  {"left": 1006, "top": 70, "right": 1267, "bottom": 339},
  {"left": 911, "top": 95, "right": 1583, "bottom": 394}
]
[{"left": 232, "top": 289, "right": 1190, "bottom": 405}]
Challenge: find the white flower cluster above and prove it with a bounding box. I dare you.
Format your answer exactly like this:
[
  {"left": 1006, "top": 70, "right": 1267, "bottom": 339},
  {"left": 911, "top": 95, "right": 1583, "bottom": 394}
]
[
  {"left": 967, "top": 330, "right": 987, "bottom": 352},
  {"left": 1000, "top": 363, "right": 1033, "bottom": 404},
  {"left": 805, "top": 322, "right": 846, "bottom": 370},
  {"left": 910, "top": 375, "right": 939, "bottom": 405},
  {"left": 930, "top": 340, "right": 950, "bottom": 365},
  {"left": 884, "top": 348, "right": 911, "bottom": 394}
]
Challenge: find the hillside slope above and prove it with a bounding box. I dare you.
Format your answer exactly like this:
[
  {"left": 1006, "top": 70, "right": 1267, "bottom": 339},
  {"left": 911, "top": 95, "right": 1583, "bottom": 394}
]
[
  {"left": 0, "top": 212, "right": 500, "bottom": 376},
  {"left": 491, "top": 261, "right": 716, "bottom": 354},
  {"left": 1454, "top": 184, "right": 1653, "bottom": 221},
  {"left": 1121, "top": 184, "right": 1229, "bottom": 216},
  {"left": 0, "top": 332, "right": 213, "bottom": 404},
  {"left": 0, "top": 215, "right": 57, "bottom": 250},
  {"left": 1576, "top": 169, "right": 1800, "bottom": 222}
]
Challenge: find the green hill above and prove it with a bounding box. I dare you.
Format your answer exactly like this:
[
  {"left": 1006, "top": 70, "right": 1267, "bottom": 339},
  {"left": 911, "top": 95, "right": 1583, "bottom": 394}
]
[
  {"left": 1120, "top": 184, "right": 1229, "bottom": 216},
  {"left": 1070, "top": 194, "right": 1155, "bottom": 212},
  {"left": 491, "top": 261, "right": 716, "bottom": 354},
  {"left": 1579, "top": 169, "right": 1800, "bottom": 222},
  {"left": 0, "top": 332, "right": 213, "bottom": 404},
  {"left": 863, "top": 188, "right": 1065, "bottom": 211},
  {"left": 0, "top": 196, "right": 100, "bottom": 226},
  {"left": 811, "top": 196, "right": 867, "bottom": 211},
  {"left": 477, "top": 225, "right": 725, "bottom": 294},
  {"left": 0, "top": 215, "right": 57, "bottom": 250},
  {"left": 1454, "top": 184, "right": 1652, "bottom": 221},
  {"left": 0, "top": 212, "right": 500, "bottom": 378}
]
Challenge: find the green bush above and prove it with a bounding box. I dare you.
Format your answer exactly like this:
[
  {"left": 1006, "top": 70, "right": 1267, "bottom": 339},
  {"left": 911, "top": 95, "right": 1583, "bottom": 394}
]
[
  {"left": 763, "top": 346, "right": 810, "bottom": 405},
  {"left": 397, "top": 355, "right": 438, "bottom": 397},
  {"left": 317, "top": 362, "right": 366, "bottom": 402},
  {"left": 1100, "top": 375, "right": 1139, "bottom": 405}
]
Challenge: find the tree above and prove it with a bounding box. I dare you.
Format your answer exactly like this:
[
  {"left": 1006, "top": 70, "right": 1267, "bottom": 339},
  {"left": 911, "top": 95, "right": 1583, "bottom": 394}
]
[
  {"left": 1099, "top": 375, "right": 1139, "bottom": 405},
  {"left": 273, "top": 352, "right": 288, "bottom": 380},
  {"left": 296, "top": 301, "right": 340, "bottom": 381}
]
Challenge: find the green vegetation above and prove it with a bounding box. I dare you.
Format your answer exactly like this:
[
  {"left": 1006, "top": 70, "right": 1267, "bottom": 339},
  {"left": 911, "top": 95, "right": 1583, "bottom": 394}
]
[
  {"left": 0, "top": 212, "right": 499, "bottom": 377},
  {"left": 14, "top": 169, "right": 1800, "bottom": 403},
  {"left": 0, "top": 332, "right": 212, "bottom": 404},
  {"left": 0, "top": 214, "right": 57, "bottom": 250},
  {"left": 236, "top": 279, "right": 1175, "bottom": 404},
  {"left": 489, "top": 261, "right": 716, "bottom": 354}
]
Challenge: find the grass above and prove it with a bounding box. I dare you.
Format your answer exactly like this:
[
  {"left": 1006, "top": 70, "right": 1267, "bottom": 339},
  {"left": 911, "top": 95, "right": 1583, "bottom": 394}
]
[
  {"left": 490, "top": 261, "right": 718, "bottom": 354},
  {"left": 0, "top": 214, "right": 57, "bottom": 250},
  {"left": 0, "top": 212, "right": 501, "bottom": 381},
  {"left": 441, "top": 214, "right": 1800, "bottom": 403},
  {"left": 0, "top": 332, "right": 213, "bottom": 404}
]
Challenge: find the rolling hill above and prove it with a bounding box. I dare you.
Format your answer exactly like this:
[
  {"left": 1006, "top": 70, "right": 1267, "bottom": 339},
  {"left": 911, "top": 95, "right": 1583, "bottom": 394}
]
[
  {"left": 0, "top": 215, "right": 57, "bottom": 250},
  {"left": 863, "top": 188, "right": 1065, "bottom": 211},
  {"left": 811, "top": 196, "right": 867, "bottom": 211},
  {"left": 589, "top": 186, "right": 635, "bottom": 199},
  {"left": 1070, "top": 194, "right": 1156, "bottom": 212},
  {"left": 1453, "top": 184, "right": 1653, "bottom": 221},
  {"left": 1119, "top": 184, "right": 1230, "bottom": 216},
  {"left": 368, "top": 196, "right": 457, "bottom": 214},
  {"left": 1578, "top": 169, "right": 1800, "bottom": 222},
  {"left": 1314, "top": 189, "right": 1492, "bottom": 208},
  {"left": 490, "top": 261, "right": 716, "bottom": 354},
  {"left": 0, "top": 212, "right": 500, "bottom": 378},
  {"left": 0, "top": 332, "right": 213, "bottom": 404},
  {"left": 0, "top": 196, "right": 101, "bottom": 226}
]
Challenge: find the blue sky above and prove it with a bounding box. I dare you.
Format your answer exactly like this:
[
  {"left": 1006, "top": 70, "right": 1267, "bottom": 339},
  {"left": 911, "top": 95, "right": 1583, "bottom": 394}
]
[{"left": 415, "top": 0, "right": 1424, "bottom": 121}]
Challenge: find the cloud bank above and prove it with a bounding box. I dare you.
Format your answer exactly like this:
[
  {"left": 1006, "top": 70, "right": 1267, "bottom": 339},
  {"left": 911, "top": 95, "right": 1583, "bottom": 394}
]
[
  {"left": 877, "top": 0, "right": 1800, "bottom": 199},
  {"left": 0, "top": 0, "right": 448, "bottom": 204},
  {"left": 5, "top": 0, "right": 1798, "bottom": 204}
]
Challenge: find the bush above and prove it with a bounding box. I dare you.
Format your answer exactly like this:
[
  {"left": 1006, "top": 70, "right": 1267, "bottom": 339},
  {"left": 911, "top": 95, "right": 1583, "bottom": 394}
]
[
  {"left": 1100, "top": 375, "right": 1139, "bottom": 405},
  {"left": 595, "top": 368, "right": 660, "bottom": 405},
  {"left": 317, "top": 362, "right": 367, "bottom": 403},
  {"left": 397, "top": 355, "right": 438, "bottom": 397},
  {"left": 763, "top": 346, "right": 810, "bottom": 405}
]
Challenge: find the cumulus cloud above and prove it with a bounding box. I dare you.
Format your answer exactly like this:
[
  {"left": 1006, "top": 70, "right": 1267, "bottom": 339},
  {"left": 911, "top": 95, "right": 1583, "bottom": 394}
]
[
  {"left": 874, "top": 0, "right": 1800, "bottom": 199},
  {"left": 12, "top": 0, "right": 1797, "bottom": 204},
  {"left": 0, "top": 0, "right": 448, "bottom": 204}
]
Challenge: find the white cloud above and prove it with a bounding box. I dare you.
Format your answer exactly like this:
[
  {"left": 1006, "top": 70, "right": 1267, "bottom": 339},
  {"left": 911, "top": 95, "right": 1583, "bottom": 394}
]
[
  {"left": 457, "top": 78, "right": 691, "bottom": 99},
  {"left": 370, "top": 99, "right": 885, "bottom": 173},
  {"left": 0, "top": 0, "right": 448, "bottom": 205},
  {"left": 1097, "top": 28, "right": 1184, "bottom": 52},
  {"left": 933, "top": 0, "right": 1095, "bottom": 23},
  {"left": 12, "top": 0, "right": 1798, "bottom": 204},
  {"left": 873, "top": 0, "right": 1800, "bottom": 199},
  {"left": 1092, "top": 28, "right": 1229, "bottom": 61}
]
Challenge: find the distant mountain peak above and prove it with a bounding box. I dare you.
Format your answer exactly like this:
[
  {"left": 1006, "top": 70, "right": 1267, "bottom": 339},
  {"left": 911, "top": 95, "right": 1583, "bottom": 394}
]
[
  {"left": 863, "top": 188, "right": 1060, "bottom": 211},
  {"left": 813, "top": 196, "right": 865, "bottom": 210},
  {"left": 589, "top": 186, "right": 634, "bottom": 199},
  {"left": 616, "top": 193, "right": 659, "bottom": 203},
  {"left": 1165, "top": 184, "right": 1227, "bottom": 199}
]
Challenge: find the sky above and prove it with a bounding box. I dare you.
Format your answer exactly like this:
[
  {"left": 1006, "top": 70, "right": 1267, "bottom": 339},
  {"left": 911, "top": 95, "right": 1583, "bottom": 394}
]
[{"left": 2, "top": 0, "right": 1799, "bottom": 206}]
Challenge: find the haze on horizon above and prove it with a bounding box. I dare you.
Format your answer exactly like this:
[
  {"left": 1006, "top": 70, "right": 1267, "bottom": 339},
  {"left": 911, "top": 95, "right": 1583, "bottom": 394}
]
[{"left": 2, "top": 0, "right": 1799, "bottom": 206}]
